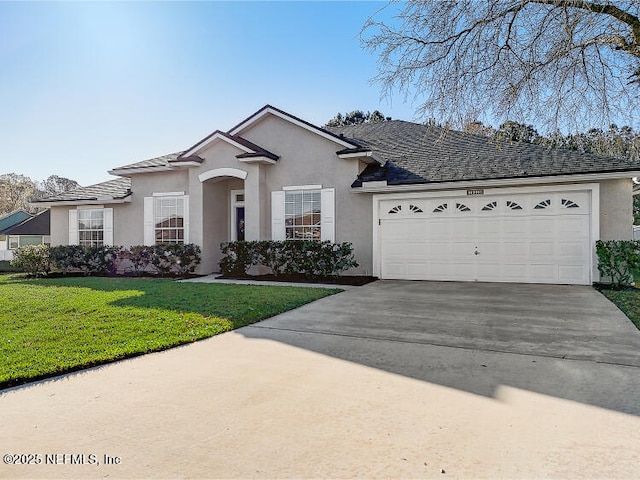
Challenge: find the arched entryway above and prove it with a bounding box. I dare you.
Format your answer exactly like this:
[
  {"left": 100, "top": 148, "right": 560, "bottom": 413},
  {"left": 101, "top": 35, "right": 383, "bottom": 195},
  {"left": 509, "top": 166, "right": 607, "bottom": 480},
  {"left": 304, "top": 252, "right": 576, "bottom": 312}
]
[{"left": 198, "top": 168, "right": 248, "bottom": 273}]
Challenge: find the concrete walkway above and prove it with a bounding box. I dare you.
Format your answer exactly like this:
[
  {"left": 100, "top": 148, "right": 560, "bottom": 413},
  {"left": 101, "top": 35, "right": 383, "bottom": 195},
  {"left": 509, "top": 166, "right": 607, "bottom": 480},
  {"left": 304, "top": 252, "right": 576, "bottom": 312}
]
[
  {"left": 181, "top": 274, "right": 359, "bottom": 289},
  {"left": 1, "top": 281, "right": 640, "bottom": 479}
]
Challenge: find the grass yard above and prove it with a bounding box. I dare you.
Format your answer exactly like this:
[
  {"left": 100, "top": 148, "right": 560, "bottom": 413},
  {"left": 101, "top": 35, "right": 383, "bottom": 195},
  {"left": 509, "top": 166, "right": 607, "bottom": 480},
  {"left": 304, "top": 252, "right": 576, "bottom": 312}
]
[
  {"left": 0, "top": 274, "right": 340, "bottom": 388},
  {"left": 599, "top": 286, "right": 640, "bottom": 331}
]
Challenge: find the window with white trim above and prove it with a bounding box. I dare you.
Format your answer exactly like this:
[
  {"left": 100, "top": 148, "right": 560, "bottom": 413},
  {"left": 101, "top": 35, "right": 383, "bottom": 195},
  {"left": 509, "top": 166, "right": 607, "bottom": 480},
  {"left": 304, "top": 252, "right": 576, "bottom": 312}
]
[
  {"left": 285, "top": 189, "right": 321, "bottom": 240},
  {"left": 8, "top": 236, "right": 19, "bottom": 250},
  {"left": 78, "top": 209, "right": 104, "bottom": 246},
  {"left": 154, "top": 196, "right": 185, "bottom": 244}
]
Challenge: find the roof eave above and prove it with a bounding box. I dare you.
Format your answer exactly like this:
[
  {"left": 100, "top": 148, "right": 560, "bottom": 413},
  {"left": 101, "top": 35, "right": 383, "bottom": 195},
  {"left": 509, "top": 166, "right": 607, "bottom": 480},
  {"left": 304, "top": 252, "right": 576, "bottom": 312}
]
[
  {"left": 353, "top": 170, "right": 640, "bottom": 193},
  {"left": 336, "top": 149, "right": 381, "bottom": 164},
  {"left": 108, "top": 166, "right": 176, "bottom": 176},
  {"left": 31, "top": 197, "right": 133, "bottom": 208}
]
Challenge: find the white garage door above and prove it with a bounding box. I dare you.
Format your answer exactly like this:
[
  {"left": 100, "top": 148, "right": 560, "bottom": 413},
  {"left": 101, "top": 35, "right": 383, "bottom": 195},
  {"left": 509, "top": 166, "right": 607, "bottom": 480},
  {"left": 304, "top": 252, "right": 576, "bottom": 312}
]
[{"left": 378, "top": 190, "right": 592, "bottom": 285}]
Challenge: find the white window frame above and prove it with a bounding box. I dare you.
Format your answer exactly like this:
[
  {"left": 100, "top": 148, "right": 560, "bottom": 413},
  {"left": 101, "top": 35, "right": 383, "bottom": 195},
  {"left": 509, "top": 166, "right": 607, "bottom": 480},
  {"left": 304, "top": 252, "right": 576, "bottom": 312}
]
[
  {"left": 272, "top": 186, "right": 335, "bottom": 242},
  {"left": 144, "top": 193, "right": 189, "bottom": 246},
  {"left": 8, "top": 236, "right": 19, "bottom": 250},
  {"left": 284, "top": 188, "right": 322, "bottom": 241},
  {"left": 69, "top": 207, "right": 113, "bottom": 246},
  {"left": 77, "top": 208, "right": 105, "bottom": 247}
]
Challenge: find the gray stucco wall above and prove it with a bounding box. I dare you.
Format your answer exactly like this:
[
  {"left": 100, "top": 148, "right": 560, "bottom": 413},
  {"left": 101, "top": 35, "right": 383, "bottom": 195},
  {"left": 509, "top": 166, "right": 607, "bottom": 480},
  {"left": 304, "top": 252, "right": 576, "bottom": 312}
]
[
  {"left": 599, "top": 178, "right": 633, "bottom": 240},
  {"left": 234, "top": 115, "right": 374, "bottom": 275}
]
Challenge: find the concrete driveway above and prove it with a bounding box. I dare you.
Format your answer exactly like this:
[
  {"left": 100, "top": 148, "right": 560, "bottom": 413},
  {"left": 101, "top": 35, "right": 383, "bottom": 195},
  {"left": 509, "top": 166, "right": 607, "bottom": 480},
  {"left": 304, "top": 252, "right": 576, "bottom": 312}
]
[{"left": 1, "top": 280, "right": 640, "bottom": 479}]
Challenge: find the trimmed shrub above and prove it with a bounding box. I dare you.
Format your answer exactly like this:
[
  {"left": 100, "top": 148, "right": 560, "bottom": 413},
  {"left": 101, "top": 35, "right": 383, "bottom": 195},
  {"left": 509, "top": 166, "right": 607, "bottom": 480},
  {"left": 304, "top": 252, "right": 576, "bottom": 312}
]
[
  {"left": 81, "top": 246, "right": 122, "bottom": 276},
  {"left": 220, "top": 241, "right": 259, "bottom": 277},
  {"left": 150, "top": 243, "right": 202, "bottom": 277},
  {"left": 49, "top": 245, "right": 85, "bottom": 274},
  {"left": 49, "top": 243, "right": 201, "bottom": 278},
  {"left": 595, "top": 240, "right": 640, "bottom": 287},
  {"left": 119, "top": 245, "right": 154, "bottom": 276},
  {"left": 10, "top": 244, "right": 51, "bottom": 277},
  {"left": 220, "top": 240, "right": 359, "bottom": 279}
]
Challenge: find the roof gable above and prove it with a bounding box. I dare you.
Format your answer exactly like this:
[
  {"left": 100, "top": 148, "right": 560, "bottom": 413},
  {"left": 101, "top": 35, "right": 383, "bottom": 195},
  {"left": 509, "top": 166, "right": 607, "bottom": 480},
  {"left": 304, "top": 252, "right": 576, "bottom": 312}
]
[
  {"left": 228, "top": 105, "right": 360, "bottom": 149},
  {"left": 177, "top": 130, "right": 279, "bottom": 163}
]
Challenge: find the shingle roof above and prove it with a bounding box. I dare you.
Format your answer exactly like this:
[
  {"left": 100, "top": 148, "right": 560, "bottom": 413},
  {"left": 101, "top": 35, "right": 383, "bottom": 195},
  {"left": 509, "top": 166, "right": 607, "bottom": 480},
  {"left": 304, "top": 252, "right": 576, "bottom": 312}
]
[
  {"left": 110, "top": 152, "right": 183, "bottom": 172},
  {"left": 2, "top": 209, "right": 49, "bottom": 235},
  {"left": 0, "top": 210, "right": 31, "bottom": 233},
  {"left": 327, "top": 121, "right": 640, "bottom": 186},
  {"left": 34, "top": 178, "right": 132, "bottom": 203}
]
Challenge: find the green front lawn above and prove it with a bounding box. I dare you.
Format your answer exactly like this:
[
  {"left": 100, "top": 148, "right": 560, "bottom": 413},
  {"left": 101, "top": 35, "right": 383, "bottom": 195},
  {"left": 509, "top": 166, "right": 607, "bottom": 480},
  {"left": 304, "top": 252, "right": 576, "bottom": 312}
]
[
  {"left": 0, "top": 275, "right": 340, "bottom": 388},
  {"left": 599, "top": 286, "right": 640, "bottom": 330}
]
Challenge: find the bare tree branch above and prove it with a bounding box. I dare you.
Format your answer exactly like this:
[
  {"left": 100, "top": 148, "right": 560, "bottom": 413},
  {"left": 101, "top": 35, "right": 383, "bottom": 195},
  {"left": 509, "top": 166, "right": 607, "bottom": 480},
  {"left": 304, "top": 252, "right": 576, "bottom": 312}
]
[{"left": 361, "top": 0, "right": 640, "bottom": 131}]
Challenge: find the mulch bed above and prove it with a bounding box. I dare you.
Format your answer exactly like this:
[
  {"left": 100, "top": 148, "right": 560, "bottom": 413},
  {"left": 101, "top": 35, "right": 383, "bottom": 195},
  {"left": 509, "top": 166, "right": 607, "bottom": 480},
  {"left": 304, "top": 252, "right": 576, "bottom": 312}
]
[{"left": 218, "top": 273, "right": 377, "bottom": 286}]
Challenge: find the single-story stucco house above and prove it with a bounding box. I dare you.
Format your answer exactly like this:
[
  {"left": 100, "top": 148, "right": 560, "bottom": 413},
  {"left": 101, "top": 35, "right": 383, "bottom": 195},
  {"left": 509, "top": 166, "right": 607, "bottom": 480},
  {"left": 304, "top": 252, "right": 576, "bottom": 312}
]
[
  {"left": 35, "top": 105, "right": 640, "bottom": 285},
  {"left": 0, "top": 209, "right": 51, "bottom": 261}
]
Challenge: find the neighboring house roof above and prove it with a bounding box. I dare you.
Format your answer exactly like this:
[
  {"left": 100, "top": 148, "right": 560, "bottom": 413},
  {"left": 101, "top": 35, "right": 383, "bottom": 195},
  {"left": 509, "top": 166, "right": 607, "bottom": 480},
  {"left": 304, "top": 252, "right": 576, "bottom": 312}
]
[
  {"left": 0, "top": 210, "right": 31, "bottom": 233},
  {"left": 34, "top": 178, "right": 132, "bottom": 204},
  {"left": 326, "top": 121, "right": 640, "bottom": 186},
  {"left": 2, "top": 209, "right": 50, "bottom": 236}
]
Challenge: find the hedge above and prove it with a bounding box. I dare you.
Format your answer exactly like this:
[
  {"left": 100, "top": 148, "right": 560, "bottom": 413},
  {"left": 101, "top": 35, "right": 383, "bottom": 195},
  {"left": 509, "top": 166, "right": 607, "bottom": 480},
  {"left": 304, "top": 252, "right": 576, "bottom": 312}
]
[
  {"left": 220, "top": 240, "right": 358, "bottom": 278},
  {"left": 11, "top": 244, "right": 201, "bottom": 278}
]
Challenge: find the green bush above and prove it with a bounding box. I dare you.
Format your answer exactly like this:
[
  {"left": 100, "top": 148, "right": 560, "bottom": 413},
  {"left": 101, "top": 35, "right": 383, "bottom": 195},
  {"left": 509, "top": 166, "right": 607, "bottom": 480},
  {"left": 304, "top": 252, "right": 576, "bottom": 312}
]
[
  {"left": 49, "top": 245, "right": 85, "bottom": 274},
  {"left": 82, "top": 246, "right": 122, "bottom": 276},
  {"left": 10, "top": 244, "right": 51, "bottom": 277},
  {"left": 119, "top": 245, "right": 154, "bottom": 276},
  {"left": 220, "top": 241, "right": 259, "bottom": 276},
  {"left": 595, "top": 240, "right": 640, "bottom": 287},
  {"left": 49, "top": 243, "right": 201, "bottom": 277},
  {"left": 150, "top": 243, "right": 202, "bottom": 277},
  {"left": 0, "top": 260, "right": 20, "bottom": 272},
  {"left": 220, "top": 240, "right": 358, "bottom": 278}
]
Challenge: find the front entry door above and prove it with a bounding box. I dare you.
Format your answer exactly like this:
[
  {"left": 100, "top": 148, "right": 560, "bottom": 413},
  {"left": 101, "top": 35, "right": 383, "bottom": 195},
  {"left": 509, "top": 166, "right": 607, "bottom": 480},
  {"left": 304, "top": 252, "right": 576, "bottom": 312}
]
[
  {"left": 231, "top": 189, "right": 245, "bottom": 241},
  {"left": 236, "top": 206, "right": 245, "bottom": 241}
]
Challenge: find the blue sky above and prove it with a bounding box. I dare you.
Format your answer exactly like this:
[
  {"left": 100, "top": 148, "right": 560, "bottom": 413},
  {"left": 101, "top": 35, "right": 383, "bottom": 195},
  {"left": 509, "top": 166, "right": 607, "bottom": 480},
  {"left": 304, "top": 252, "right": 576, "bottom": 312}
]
[{"left": 1, "top": 0, "right": 418, "bottom": 186}]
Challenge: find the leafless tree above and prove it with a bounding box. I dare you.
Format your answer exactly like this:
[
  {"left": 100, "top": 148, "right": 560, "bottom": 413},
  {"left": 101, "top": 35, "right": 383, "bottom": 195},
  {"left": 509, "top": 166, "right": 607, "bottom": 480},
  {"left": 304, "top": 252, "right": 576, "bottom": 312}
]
[
  {"left": 0, "top": 174, "right": 38, "bottom": 215},
  {"left": 361, "top": 1, "right": 640, "bottom": 130}
]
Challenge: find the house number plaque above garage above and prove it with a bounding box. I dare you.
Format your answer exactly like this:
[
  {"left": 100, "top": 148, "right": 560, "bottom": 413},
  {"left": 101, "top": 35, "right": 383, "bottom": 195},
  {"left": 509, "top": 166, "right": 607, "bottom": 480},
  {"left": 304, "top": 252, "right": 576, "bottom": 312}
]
[{"left": 467, "top": 189, "right": 484, "bottom": 195}]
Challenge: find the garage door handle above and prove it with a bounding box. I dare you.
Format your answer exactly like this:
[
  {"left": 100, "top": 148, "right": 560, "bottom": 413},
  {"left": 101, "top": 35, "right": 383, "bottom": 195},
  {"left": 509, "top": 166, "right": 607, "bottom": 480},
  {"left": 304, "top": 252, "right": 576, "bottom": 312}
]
[{"left": 474, "top": 249, "right": 479, "bottom": 255}]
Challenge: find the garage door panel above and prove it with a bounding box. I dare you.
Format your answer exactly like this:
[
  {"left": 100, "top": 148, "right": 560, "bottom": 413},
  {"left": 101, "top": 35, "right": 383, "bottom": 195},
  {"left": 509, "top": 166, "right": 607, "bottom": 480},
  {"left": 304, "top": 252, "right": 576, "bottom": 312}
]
[
  {"left": 378, "top": 189, "right": 592, "bottom": 284},
  {"left": 503, "top": 219, "right": 528, "bottom": 234},
  {"left": 500, "top": 242, "right": 528, "bottom": 258},
  {"left": 407, "top": 263, "right": 429, "bottom": 276},
  {"left": 428, "top": 263, "right": 453, "bottom": 277},
  {"left": 502, "top": 264, "right": 530, "bottom": 280},
  {"left": 559, "top": 217, "right": 590, "bottom": 235},
  {"left": 477, "top": 242, "right": 501, "bottom": 257},
  {"left": 559, "top": 265, "right": 588, "bottom": 284},
  {"left": 429, "top": 242, "right": 452, "bottom": 257},
  {"left": 427, "top": 220, "right": 452, "bottom": 238},
  {"left": 382, "top": 262, "right": 406, "bottom": 278},
  {"left": 559, "top": 241, "right": 588, "bottom": 257},
  {"left": 529, "top": 242, "right": 555, "bottom": 256},
  {"left": 453, "top": 263, "right": 476, "bottom": 277},
  {"left": 452, "top": 220, "right": 474, "bottom": 235},
  {"left": 529, "top": 218, "right": 557, "bottom": 236},
  {"left": 477, "top": 220, "right": 501, "bottom": 235},
  {"left": 451, "top": 242, "right": 475, "bottom": 256}
]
